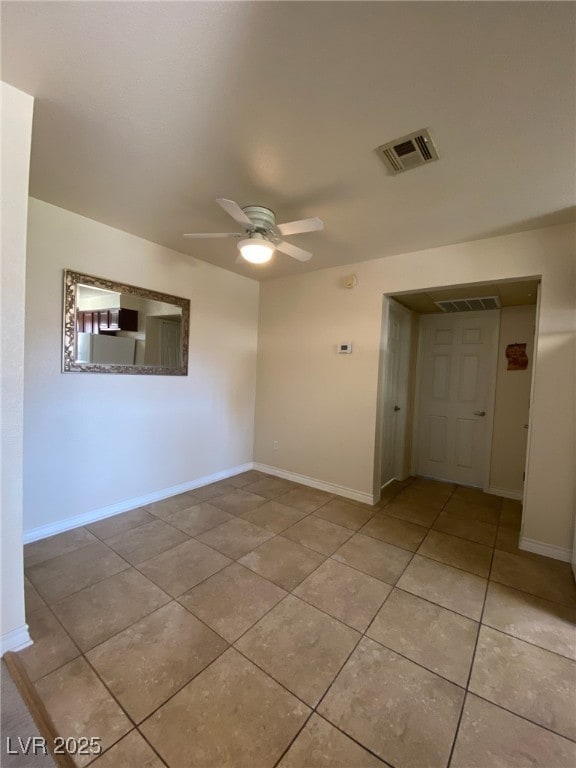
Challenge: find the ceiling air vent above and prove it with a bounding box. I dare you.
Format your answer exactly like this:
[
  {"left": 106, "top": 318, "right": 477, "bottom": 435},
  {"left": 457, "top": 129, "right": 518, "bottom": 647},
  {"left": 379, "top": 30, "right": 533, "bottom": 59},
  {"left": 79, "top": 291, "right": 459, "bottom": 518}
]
[
  {"left": 435, "top": 296, "right": 501, "bottom": 313},
  {"left": 376, "top": 128, "right": 439, "bottom": 175}
]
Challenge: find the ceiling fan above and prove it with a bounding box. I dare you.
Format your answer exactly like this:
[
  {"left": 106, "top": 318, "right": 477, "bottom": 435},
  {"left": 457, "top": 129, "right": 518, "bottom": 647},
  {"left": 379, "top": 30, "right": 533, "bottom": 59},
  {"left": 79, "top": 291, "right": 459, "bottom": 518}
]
[{"left": 183, "top": 198, "right": 323, "bottom": 264}]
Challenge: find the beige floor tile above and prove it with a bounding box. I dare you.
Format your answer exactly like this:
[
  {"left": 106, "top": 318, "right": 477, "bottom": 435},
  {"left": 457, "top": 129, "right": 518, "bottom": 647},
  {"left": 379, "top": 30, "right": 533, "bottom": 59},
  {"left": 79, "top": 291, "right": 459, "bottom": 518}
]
[
  {"left": 491, "top": 550, "right": 576, "bottom": 607},
  {"left": 417, "top": 529, "right": 493, "bottom": 577},
  {"left": 314, "top": 499, "right": 375, "bottom": 530},
  {"left": 442, "top": 496, "right": 500, "bottom": 525},
  {"left": 87, "top": 602, "right": 228, "bottom": 723},
  {"left": 51, "top": 568, "right": 171, "bottom": 651},
  {"left": 162, "top": 502, "right": 233, "bottom": 536},
  {"left": 209, "top": 488, "right": 268, "bottom": 516},
  {"left": 397, "top": 555, "right": 487, "bottom": 620},
  {"left": 452, "top": 485, "right": 502, "bottom": 509},
  {"left": 343, "top": 496, "right": 383, "bottom": 512},
  {"left": 1, "top": 660, "right": 56, "bottom": 767},
  {"left": 283, "top": 516, "right": 353, "bottom": 555},
  {"left": 140, "top": 648, "right": 310, "bottom": 768},
  {"left": 189, "top": 480, "right": 235, "bottom": 501},
  {"left": 243, "top": 476, "right": 296, "bottom": 499},
  {"left": 383, "top": 497, "right": 442, "bottom": 527},
  {"left": 236, "top": 595, "right": 360, "bottom": 707},
  {"left": 483, "top": 582, "right": 576, "bottom": 660},
  {"left": 333, "top": 533, "right": 413, "bottom": 585},
  {"left": 277, "top": 714, "right": 385, "bottom": 768},
  {"left": 495, "top": 525, "right": 521, "bottom": 553},
  {"left": 144, "top": 491, "right": 199, "bottom": 519},
  {"left": 138, "top": 539, "right": 231, "bottom": 597},
  {"left": 379, "top": 481, "right": 405, "bottom": 505},
  {"left": 433, "top": 510, "right": 497, "bottom": 546},
  {"left": 405, "top": 477, "right": 455, "bottom": 501},
  {"left": 86, "top": 507, "right": 155, "bottom": 539},
  {"left": 451, "top": 694, "right": 576, "bottom": 768},
  {"left": 294, "top": 559, "right": 391, "bottom": 632},
  {"left": 226, "top": 470, "right": 266, "bottom": 488},
  {"left": 35, "top": 657, "right": 131, "bottom": 767},
  {"left": 18, "top": 606, "right": 79, "bottom": 681},
  {"left": 241, "top": 500, "right": 308, "bottom": 533},
  {"left": 276, "top": 487, "right": 334, "bottom": 513},
  {"left": 89, "top": 730, "right": 166, "bottom": 768},
  {"left": 179, "top": 563, "right": 287, "bottom": 642},
  {"left": 105, "top": 519, "right": 189, "bottom": 565},
  {"left": 239, "top": 536, "right": 325, "bottom": 590},
  {"left": 366, "top": 589, "right": 478, "bottom": 686},
  {"left": 469, "top": 626, "right": 576, "bottom": 740},
  {"left": 500, "top": 498, "right": 523, "bottom": 530},
  {"left": 24, "top": 528, "right": 98, "bottom": 568},
  {"left": 361, "top": 514, "right": 427, "bottom": 552},
  {"left": 197, "top": 518, "right": 274, "bottom": 559},
  {"left": 318, "top": 637, "right": 464, "bottom": 768},
  {"left": 24, "top": 576, "right": 45, "bottom": 615},
  {"left": 26, "top": 542, "right": 130, "bottom": 604}
]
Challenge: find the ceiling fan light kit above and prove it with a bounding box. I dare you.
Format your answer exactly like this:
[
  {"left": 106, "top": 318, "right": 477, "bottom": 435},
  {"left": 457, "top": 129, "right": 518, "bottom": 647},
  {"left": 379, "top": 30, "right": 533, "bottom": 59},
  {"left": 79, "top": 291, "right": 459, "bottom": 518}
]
[
  {"left": 183, "top": 198, "right": 323, "bottom": 266},
  {"left": 238, "top": 233, "right": 275, "bottom": 264}
]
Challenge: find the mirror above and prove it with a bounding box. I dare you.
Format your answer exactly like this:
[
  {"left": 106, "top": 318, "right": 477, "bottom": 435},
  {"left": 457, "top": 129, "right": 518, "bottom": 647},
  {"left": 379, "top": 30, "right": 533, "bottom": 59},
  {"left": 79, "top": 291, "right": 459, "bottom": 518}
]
[{"left": 62, "top": 270, "right": 190, "bottom": 375}]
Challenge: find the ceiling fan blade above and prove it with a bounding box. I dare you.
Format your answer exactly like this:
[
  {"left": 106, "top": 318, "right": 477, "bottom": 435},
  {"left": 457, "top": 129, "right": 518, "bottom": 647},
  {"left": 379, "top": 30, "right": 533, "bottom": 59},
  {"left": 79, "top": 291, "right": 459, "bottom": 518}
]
[
  {"left": 183, "top": 233, "right": 241, "bottom": 239},
  {"left": 276, "top": 217, "right": 324, "bottom": 237},
  {"left": 216, "top": 198, "right": 253, "bottom": 228},
  {"left": 275, "top": 240, "right": 312, "bottom": 262}
]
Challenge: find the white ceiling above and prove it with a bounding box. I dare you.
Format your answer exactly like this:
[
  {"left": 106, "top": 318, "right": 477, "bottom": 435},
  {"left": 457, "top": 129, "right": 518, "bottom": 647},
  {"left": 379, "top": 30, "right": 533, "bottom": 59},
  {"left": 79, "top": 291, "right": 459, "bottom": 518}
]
[{"left": 2, "top": 2, "right": 575, "bottom": 280}]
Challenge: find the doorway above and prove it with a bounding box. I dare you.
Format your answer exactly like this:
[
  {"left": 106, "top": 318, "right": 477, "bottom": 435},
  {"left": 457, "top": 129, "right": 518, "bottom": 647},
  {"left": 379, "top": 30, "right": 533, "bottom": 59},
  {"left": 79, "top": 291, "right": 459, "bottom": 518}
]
[{"left": 378, "top": 279, "right": 539, "bottom": 497}]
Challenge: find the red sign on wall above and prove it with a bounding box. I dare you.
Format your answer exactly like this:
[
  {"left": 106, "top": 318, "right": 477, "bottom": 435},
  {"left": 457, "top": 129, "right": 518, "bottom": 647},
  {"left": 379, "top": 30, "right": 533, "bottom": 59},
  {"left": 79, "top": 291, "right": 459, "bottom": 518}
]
[{"left": 506, "top": 343, "right": 528, "bottom": 371}]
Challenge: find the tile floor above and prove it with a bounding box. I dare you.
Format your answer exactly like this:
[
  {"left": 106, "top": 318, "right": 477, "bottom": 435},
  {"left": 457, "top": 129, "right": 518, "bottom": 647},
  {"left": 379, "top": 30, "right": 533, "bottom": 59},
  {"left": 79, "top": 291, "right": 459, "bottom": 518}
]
[{"left": 15, "top": 471, "right": 576, "bottom": 767}]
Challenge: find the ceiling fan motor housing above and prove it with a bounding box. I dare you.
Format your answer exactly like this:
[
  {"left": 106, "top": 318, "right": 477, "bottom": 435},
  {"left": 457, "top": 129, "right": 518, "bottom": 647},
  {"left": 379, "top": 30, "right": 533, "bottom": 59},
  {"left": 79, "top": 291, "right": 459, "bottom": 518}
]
[{"left": 242, "top": 205, "right": 277, "bottom": 234}]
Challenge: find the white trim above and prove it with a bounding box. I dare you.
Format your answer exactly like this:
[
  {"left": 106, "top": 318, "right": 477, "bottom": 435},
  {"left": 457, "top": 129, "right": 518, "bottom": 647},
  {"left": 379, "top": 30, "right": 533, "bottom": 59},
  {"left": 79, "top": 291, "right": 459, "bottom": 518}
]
[
  {"left": 23, "top": 463, "right": 254, "bottom": 544},
  {"left": 253, "top": 463, "right": 376, "bottom": 505},
  {"left": 486, "top": 486, "right": 522, "bottom": 501},
  {"left": 519, "top": 537, "right": 572, "bottom": 563},
  {"left": 1, "top": 624, "right": 32, "bottom": 655}
]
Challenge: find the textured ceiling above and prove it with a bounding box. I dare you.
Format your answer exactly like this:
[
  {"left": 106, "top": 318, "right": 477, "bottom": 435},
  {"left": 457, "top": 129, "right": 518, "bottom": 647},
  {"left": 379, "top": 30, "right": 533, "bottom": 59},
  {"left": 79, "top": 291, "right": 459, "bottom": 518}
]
[{"left": 2, "top": 2, "right": 575, "bottom": 280}]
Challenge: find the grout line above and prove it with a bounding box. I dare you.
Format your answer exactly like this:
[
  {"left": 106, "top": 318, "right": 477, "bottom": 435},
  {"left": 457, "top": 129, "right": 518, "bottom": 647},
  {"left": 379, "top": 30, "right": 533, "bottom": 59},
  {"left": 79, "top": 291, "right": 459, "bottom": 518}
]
[
  {"left": 23, "top": 477, "right": 576, "bottom": 766},
  {"left": 446, "top": 495, "right": 501, "bottom": 767},
  {"left": 459, "top": 690, "right": 576, "bottom": 745}
]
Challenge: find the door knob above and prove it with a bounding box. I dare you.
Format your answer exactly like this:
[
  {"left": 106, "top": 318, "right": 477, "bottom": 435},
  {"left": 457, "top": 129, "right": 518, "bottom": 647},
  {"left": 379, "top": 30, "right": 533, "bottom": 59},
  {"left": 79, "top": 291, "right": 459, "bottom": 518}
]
[
  {"left": 394, "top": 406, "right": 401, "bottom": 412},
  {"left": 473, "top": 410, "right": 486, "bottom": 416}
]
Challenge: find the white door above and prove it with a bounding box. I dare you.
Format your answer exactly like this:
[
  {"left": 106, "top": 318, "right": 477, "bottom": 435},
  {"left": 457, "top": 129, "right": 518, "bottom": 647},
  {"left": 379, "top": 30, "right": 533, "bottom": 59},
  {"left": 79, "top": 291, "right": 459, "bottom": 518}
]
[
  {"left": 381, "top": 300, "right": 411, "bottom": 486},
  {"left": 160, "top": 320, "right": 181, "bottom": 367},
  {"left": 415, "top": 310, "right": 499, "bottom": 486}
]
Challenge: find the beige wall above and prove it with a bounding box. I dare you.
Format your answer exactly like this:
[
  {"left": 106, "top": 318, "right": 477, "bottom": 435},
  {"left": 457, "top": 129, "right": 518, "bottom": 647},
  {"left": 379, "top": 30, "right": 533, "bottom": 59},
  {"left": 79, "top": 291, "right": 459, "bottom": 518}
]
[
  {"left": 1, "top": 83, "right": 34, "bottom": 651},
  {"left": 254, "top": 222, "right": 575, "bottom": 553},
  {"left": 24, "top": 199, "right": 259, "bottom": 534},
  {"left": 489, "top": 306, "right": 536, "bottom": 495}
]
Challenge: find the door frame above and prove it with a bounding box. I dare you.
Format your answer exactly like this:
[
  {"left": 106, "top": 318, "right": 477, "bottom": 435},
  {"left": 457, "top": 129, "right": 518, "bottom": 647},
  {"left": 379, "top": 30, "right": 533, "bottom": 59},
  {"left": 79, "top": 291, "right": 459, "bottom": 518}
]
[
  {"left": 410, "top": 309, "right": 500, "bottom": 490},
  {"left": 378, "top": 296, "right": 413, "bottom": 488}
]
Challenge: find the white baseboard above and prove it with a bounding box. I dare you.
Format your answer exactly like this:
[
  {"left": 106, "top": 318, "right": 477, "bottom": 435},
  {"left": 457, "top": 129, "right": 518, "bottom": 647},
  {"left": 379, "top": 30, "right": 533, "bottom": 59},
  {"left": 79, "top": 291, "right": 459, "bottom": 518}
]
[
  {"left": 519, "top": 537, "right": 572, "bottom": 563},
  {"left": 486, "top": 486, "right": 523, "bottom": 501},
  {"left": 253, "top": 462, "right": 375, "bottom": 505},
  {"left": 1, "top": 624, "right": 32, "bottom": 655},
  {"left": 23, "top": 463, "right": 254, "bottom": 544}
]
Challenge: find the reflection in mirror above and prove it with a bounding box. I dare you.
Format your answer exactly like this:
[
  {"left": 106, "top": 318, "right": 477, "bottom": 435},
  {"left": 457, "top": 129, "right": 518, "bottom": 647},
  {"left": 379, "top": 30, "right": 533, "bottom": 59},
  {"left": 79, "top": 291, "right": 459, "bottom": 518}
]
[{"left": 63, "top": 270, "right": 190, "bottom": 375}]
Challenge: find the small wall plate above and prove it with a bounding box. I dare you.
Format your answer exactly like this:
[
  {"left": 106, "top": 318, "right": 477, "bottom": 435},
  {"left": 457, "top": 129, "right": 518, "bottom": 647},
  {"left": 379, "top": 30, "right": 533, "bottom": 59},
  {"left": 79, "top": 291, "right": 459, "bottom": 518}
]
[
  {"left": 343, "top": 274, "right": 358, "bottom": 289},
  {"left": 338, "top": 342, "right": 353, "bottom": 354}
]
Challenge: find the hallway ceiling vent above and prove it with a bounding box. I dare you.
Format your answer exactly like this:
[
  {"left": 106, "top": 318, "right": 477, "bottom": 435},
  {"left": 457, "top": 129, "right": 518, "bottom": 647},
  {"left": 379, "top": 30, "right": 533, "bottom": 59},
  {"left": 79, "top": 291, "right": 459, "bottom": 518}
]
[
  {"left": 435, "top": 296, "right": 501, "bottom": 313},
  {"left": 376, "top": 128, "right": 439, "bottom": 175}
]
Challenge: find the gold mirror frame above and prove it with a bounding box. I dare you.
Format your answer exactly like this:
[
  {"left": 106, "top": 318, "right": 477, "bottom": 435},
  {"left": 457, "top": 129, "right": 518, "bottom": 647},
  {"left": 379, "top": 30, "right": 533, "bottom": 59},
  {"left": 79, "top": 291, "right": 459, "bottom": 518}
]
[{"left": 62, "top": 270, "right": 190, "bottom": 375}]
